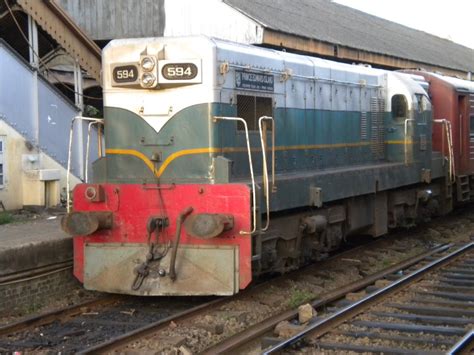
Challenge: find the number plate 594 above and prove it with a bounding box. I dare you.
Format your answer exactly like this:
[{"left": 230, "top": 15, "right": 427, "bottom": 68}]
[
  {"left": 113, "top": 65, "right": 138, "bottom": 83},
  {"left": 162, "top": 63, "right": 198, "bottom": 80}
]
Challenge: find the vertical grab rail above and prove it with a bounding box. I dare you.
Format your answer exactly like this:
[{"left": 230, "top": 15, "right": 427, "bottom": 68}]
[
  {"left": 258, "top": 116, "right": 275, "bottom": 231},
  {"left": 434, "top": 119, "right": 455, "bottom": 183},
  {"left": 67, "top": 116, "right": 104, "bottom": 212},
  {"left": 85, "top": 121, "right": 101, "bottom": 183},
  {"left": 404, "top": 118, "right": 415, "bottom": 165},
  {"left": 214, "top": 116, "right": 257, "bottom": 235}
]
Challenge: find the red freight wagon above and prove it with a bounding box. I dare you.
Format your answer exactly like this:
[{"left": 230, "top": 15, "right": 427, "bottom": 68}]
[{"left": 404, "top": 71, "right": 474, "bottom": 202}]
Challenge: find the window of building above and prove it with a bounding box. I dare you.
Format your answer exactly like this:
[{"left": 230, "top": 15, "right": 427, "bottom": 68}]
[
  {"left": 391, "top": 94, "right": 408, "bottom": 120},
  {"left": 0, "top": 136, "right": 4, "bottom": 188},
  {"left": 236, "top": 95, "right": 273, "bottom": 131}
]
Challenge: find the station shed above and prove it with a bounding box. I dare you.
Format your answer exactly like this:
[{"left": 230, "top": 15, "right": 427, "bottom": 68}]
[{"left": 58, "top": 0, "right": 474, "bottom": 79}]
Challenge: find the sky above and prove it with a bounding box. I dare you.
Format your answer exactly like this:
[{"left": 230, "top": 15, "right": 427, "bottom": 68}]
[{"left": 333, "top": 0, "right": 474, "bottom": 50}]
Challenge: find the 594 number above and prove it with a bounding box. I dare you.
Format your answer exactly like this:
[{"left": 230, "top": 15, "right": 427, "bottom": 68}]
[
  {"left": 162, "top": 63, "right": 198, "bottom": 80},
  {"left": 113, "top": 65, "right": 138, "bottom": 83}
]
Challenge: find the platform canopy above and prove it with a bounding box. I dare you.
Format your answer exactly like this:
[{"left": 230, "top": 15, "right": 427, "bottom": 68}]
[{"left": 225, "top": 0, "right": 474, "bottom": 77}]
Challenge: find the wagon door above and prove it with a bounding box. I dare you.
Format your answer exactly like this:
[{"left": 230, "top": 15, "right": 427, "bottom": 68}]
[
  {"left": 457, "top": 94, "right": 470, "bottom": 174},
  {"left": 469, "top": 93, "right": 474, "bottom": 172}
]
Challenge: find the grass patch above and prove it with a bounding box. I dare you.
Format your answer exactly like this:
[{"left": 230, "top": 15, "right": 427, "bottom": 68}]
[
  {"left": 287, "top": 288, "right": 314, "bottom": 308},
  {"left": 382, "top": 259, "right": 392, "bottom": 267},
  {"left": 0, "top": 212, "right": 14, "bottom": 225}
]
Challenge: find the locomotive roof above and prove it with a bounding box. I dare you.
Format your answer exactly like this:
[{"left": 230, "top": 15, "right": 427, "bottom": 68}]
[
  {"left": 224, "top": 0, "right": 474, "bottom": 74},
  {"left": 407, "top": 70, "right": 474, "bottom": 93},
  {"left": 439, "top": 75, "right": 474, "bottom": 93},
  {"left": 212, "top": 36, "right": 386, "bottom": 80}
]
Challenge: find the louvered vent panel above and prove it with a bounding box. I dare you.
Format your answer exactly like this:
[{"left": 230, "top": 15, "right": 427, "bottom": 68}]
[
  {"left": 360, "top": 112, "right": 367, "bottom": 140},
  {"left": 370, "top": 97, "right": 385, "bottom": 160},
  {"left": 469, "top": 94, "right": 474, "bottom": 160}
]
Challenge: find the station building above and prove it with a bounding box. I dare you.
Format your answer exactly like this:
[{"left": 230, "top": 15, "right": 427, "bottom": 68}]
[{"left": 0, "top": 0, "right": 472, "bottom": 210}]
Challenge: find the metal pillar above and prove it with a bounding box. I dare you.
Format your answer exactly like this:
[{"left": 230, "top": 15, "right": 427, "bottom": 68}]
[
  {"left": 73, "top": 60, "right": 84, "bottom": 112},
  {"left": 73, "top": 60, "right": 85, "bottom": 180},
  {"left": 28, "top": 14, "right": 40, "bottom": 154},
  {"left": 27, "top": 14, "right": 38, "bottom": 67}
]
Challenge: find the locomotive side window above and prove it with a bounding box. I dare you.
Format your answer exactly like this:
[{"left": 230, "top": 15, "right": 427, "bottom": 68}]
[
  {"left": 237, "top": 95, "right": 272, "bottom": 131},
  {"left": 391, "top": 94, "right": 408, "bottom": 120}
]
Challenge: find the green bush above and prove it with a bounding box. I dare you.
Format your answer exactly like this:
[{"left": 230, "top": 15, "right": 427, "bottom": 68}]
[
  {"left": 0, "top": 212, "right": 13, "bottom": 225},
  {"left": 287, "top": 288, "right": 314, "bottom": 308}
]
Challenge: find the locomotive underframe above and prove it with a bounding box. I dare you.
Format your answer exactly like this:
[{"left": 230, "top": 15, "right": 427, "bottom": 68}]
[{"left": 252, "top": 176, "right": 450, "bottom": 276}]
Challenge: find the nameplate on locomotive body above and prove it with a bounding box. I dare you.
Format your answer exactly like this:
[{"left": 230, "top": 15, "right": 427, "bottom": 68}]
[{"left": 235, "top": 70, "right": 274, "bottom": 92}]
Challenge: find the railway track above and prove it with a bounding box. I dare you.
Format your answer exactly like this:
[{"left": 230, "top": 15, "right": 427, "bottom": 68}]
[
  {"left": 0, "top": 294, "right": 202, "bottom": 353},
  {"left": 78, "top": 241, "right": 453, "bottom": 353},
  {"left": 262, "top": 241, "right": 474, "bottom": 355},
  {"left": 0, "top": 238, "right": 469, "bottom": 353}
]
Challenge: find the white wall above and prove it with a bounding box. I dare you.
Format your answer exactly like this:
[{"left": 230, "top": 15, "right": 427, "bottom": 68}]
[
  {"left": 0, "top": 120, "right": 81, "bottom": 210},
  {"left": 164, "top": 0, "right": 264, "bottom": 44}
]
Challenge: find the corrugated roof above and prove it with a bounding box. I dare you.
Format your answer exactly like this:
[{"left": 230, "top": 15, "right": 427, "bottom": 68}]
[{"left": 224, "top": 0, "right": 474, "bottom": 73}]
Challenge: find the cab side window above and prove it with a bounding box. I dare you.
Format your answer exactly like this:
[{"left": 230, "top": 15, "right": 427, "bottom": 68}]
[{"left": 391, "top": 94, "right": 408, "bottom": 120}]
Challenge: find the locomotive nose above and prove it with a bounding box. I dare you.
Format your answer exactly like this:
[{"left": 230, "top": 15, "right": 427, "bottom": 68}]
[{"left": 61, "top": 211, "right": 113, "bottom": 236}]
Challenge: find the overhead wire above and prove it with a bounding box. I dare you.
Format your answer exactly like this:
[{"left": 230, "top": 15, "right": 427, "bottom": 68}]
[{"left": 2, "top": 0, "right": 103, "bottom": 101}]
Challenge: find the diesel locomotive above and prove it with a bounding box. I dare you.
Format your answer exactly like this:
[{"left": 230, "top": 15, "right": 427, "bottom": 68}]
[{"left": 62, "top": 36, "right": 474, "bottom": 296}]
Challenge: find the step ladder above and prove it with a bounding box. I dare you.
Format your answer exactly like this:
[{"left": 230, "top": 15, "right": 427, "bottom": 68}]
[
  {"left": 470, "top": 176, "right": 474, "bottom": 198},
  {"left": 456, "top": 175, "right": 470, "bottom": 202}
]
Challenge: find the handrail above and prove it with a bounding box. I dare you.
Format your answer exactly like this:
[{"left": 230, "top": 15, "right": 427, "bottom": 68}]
[
  {"left": 258, "top": 116, "right": 275, "bottom": 231},
  {"left": 404, "top": 118, "right": 415, "bottom": 165},
  {"left": 433, "top": 119, "right": 455, "bottom": 183},
  {"left": 214, "top": 116, "right": 256, "bottom": 235},
  {"left": 85, "top": 121, "right": 101, "bottom": 183},
  {"left": 67, "top": 116, "right": 104, "bottom": 212}
]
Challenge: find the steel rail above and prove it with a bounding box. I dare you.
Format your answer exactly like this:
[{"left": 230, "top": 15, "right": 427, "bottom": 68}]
[
  {"left": 77, "top": 298, "right": 226, "bottom": 355},
  {"left": 263, "top": 242, "right": 473, "bottom": 354},
  {"left": 0, "top": 260, "right": 72, "bottom": 284},
  {"left": 447, "top": 329, "right": 474, "bottom": 355},
  {"left": 201, "top": 243, "right": 451, "bottom": 354},
  {"left": 0, "top": 296, "right": 120, "bottom": 337}
]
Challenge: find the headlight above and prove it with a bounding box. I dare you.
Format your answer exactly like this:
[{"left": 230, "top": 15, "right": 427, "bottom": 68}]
[
  {"left": 85, "top": 186, "right": 97, "bottom": 200},
  {"left": 141, "top": 73, "right": 156, "bottom": 88},
  {"left": 141, "top": 56, "right": 155, "bottom": 72}
]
